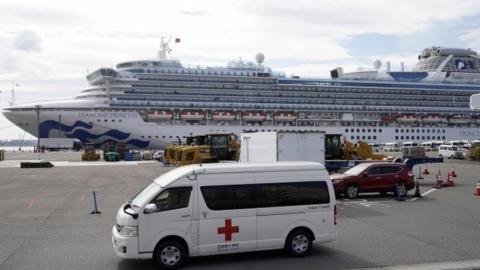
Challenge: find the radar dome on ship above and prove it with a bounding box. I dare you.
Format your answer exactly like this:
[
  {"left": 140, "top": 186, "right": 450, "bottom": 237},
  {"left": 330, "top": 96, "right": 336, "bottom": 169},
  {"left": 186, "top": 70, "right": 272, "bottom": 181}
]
[{"left": 255, "top": 53, "right": 265, "bottom": 64}]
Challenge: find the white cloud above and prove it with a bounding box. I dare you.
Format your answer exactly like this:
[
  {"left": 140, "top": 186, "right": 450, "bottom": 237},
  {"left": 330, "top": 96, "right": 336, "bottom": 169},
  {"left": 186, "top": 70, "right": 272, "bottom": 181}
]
[
  {"left": 13, "top": 30, "right": 42, "bottom": 52},
  {"left": 459, "top": 28, "right": 480, "bottom": 50}
]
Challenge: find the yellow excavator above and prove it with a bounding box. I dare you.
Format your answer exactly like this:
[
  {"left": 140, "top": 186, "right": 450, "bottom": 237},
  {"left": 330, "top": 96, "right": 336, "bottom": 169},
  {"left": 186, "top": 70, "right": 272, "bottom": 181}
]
[
  {"left": 164, "top": 144, "right": 182, "bottom": 165},
  {"left": 168, "top": 133, "right": 240, "bottom": 166},
  {"left": 81, "top": 143, "right": 100, "bottom": 161}
]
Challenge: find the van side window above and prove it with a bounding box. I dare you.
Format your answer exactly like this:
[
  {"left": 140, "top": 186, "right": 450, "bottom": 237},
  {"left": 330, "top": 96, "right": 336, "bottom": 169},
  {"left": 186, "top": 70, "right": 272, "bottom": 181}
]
[
  {"left": 200, "top": 182, "right": 330, "bottom": 211},
  {"left": 201, "top": 185, "right": 257, "bottom": 210},
  {"left": 186, "top": 152, "right": 194, "bottom": 161},
  {"left": 257, "top": 182, "right": 330, "bottom": 207},
  {"left": 150, "top": 187, "right": 192, "bottom": 212}
]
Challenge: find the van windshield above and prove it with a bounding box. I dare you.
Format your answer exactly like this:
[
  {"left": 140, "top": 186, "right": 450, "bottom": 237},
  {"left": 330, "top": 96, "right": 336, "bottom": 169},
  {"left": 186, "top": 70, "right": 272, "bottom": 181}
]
[{"left": 130, "top": 182, "right": 161, "bottom": 208}]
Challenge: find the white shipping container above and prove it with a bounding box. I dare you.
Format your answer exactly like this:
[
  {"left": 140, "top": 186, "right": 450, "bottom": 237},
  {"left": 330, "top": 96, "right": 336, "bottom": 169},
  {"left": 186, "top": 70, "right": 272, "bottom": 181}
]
[
  {"left": 240, "top": 131, "right": 325, "bottom": 164},
  {"left": 39, "top": 138, "right": 75, "bottom": 150}
]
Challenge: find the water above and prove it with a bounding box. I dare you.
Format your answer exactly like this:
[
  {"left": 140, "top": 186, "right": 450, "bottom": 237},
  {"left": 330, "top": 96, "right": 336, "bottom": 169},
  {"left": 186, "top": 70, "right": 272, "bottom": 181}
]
[{"left": 0, "top": 146, "right": 35, "bottom": 152}]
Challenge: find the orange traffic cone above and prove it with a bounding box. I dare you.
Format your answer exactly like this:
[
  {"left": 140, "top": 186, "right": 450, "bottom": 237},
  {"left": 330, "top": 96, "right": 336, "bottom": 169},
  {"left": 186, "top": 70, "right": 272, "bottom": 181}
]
[
  {"left": 423, "top": 165, "right": 430, "bottom": 175},
  {"left": 450, "top": 167, "right": 457, "bottom": 177},
  {"left": 447, "top": 172, "right": 455, "bottom": 187},
  {"left": 474, "top": 181, "right": 480, "bottom": 196}
]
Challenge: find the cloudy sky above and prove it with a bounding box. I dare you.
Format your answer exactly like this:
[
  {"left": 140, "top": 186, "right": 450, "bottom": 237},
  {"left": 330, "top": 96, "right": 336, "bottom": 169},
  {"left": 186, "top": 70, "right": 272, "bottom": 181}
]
[{"left": 1, "top": 0, "right": 480, "bottom": 139}]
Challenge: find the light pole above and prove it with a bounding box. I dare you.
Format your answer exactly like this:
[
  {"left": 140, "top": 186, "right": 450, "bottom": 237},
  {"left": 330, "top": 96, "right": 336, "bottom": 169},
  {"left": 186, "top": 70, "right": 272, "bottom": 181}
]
[{"left": 36, "top": 105, "right": 40, "bottom": 159}]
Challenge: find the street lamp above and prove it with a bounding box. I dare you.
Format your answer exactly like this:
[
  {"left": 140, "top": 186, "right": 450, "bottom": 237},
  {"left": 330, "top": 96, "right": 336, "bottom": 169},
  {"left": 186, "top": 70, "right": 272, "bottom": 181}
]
[{"left": 36, "top": 105, "right": 40, "bottom": 159}]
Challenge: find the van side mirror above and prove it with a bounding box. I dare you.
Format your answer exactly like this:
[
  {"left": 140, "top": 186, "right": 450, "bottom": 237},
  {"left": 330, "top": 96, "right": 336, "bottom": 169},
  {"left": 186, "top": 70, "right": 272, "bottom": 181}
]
[
  {"left": 143, "top": 203, "right": 157, "bottom": 214},
  {"left": 362, "top": 172, "right": 369, "bottom": 177}
]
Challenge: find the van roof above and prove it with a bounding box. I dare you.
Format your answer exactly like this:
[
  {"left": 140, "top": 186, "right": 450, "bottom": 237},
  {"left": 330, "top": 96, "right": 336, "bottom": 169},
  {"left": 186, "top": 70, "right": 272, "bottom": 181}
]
[{"left": 153, "top": 162, "right": 325, "bottom": 187}]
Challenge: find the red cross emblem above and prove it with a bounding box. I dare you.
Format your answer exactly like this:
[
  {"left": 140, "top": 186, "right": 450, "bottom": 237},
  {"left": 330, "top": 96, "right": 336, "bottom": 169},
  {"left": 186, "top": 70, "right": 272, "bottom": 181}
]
[{"left": 217, "top": 219, "right": 239, "bottom": 241}]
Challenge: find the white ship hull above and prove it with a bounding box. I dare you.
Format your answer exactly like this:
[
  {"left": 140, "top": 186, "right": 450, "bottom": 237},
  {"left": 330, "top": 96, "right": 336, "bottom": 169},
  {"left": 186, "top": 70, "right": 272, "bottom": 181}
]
[{"left": 5, "top": 108, "right": 480, "bottom": 149}]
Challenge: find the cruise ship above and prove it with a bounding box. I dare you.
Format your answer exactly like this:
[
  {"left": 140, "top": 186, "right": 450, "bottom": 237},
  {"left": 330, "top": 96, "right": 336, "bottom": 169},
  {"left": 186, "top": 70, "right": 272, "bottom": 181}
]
[{"left": 3, "top": 40, "right": 480, "bottom": 149}]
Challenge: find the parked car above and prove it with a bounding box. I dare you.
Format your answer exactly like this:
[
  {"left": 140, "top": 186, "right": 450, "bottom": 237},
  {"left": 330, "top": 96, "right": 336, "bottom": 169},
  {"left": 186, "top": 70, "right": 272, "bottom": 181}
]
[
  {"left": 438, "top": 145, "right": 465, "bottom": 159},
  {"left": 152, "top": 150, "right": 164, "bottom": 161},
  {"left": 383, "top": 142, "right": 400, "bottom": 152},
  {"left": 331, "top": 162, "right": 414, "bottom": 199}
]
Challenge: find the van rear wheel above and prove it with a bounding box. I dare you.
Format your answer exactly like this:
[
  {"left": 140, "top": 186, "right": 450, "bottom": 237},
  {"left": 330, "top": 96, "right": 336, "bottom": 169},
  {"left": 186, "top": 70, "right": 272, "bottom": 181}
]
[
  {"left": 153, "top": 240, "right": 186, "bottom": 270},
  {"left": 285, "top": 229, "right": 313, "bottom": 257}
]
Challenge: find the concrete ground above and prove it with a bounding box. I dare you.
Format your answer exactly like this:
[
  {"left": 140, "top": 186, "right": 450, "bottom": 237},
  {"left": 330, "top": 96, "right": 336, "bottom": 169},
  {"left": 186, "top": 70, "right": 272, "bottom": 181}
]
[{"left": 0, "top": 157, "right": 479, "bottom": 269}]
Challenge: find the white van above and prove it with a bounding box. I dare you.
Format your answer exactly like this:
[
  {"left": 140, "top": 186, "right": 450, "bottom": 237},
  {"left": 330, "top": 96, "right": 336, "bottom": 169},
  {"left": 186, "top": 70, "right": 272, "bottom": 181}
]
[
  {"left": 383, "top": 142, "right": 400, "bottom": 152},
  {"left": 421, "top": 141, "right": 433, "bottom": 151},
  {"left": 402, "top": 141, "right": 418, "bottom": 148},
  {"left": 438, "top": 145, "right": 465, "bottom": 159},
  {"left": 447, "top": 140, "right": 472, "bottom": 149},
  {"left": 112, "top": 162, "right": 337, "bottom": 269}
]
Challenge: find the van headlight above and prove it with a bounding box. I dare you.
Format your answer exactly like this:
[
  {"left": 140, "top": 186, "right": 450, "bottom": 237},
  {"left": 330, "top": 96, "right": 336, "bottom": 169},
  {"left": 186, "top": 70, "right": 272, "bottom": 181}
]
[{"left": 117, "top": 225, "right": 138, "bottom": 237}]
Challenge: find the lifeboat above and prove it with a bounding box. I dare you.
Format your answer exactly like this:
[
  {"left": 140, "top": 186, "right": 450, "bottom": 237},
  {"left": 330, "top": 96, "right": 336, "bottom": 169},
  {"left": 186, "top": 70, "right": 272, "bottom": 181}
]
[
  {"left": 147, "top": 110, "right": 173, "bottom": 120},
  {"left": 211, "top": 111, "right": 236, "bottom": 121},
  {"left": 395, "top": 114, "right": 418, "bottom": 123},
  {"left": 448, "top": 114, "right": 472, "bottom": 124},
  {"left": 180, "top": 111, "right": 205, "bottom": 121},
  {"left": 242, "top": 112, "right": 266, "bottom": 121},
  {"left": 273, "top": 112, "right": 297, "bottom": 121},
  {"left": 421, "top": 114, "right": 444, "bottom": 123}
]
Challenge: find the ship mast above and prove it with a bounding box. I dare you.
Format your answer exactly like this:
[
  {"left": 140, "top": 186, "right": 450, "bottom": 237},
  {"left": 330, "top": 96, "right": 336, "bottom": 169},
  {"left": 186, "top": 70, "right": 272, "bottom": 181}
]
[
  {"left": 8, "top": 81, "right": 19, "bottom": 106},
  {"left": 157, "top": 36, "right": 172, "bottom": 60}
]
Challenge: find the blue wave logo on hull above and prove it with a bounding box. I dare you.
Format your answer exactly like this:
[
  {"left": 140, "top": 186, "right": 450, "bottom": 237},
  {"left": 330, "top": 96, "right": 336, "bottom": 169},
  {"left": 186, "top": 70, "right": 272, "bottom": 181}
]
[
  {"left": 66, "top": 128, "right": 130, "bottom": 141},
  {"left": 40, "top": 120, "right": 93, "bottom": 138},
  {"left": 40, "top": 120, "right": 150, "bottom": 148}
]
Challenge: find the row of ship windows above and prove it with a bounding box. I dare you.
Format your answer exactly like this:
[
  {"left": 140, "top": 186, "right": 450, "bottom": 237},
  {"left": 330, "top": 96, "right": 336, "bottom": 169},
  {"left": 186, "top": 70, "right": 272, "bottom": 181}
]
[
  {"left": 125, "top": 88, "right": 467, "bottom": 102},
  {"left": 135, "top": 68, "right": 265, "bottom": 77},
  {"left": 345, "top": 128, "right": 383, "bottom": 133},
  {"left": 345, "top": 128, "right": 447, "bottom": 133},
  {"left": 133, "top": 79, "right": 474, "bottom": 96},
  {"left": 349, "top": 135, "right": 447, "bottom": 141},
  {"left": 113, "top": 101, "right": 469, "bottom": 113},
  {"left": 395, "top": 128, "right": 445, "bottom": 133},
  {"left": 118, "top": 93, "right": 468, "bottom": 107},
  {"left": 123, "top": 96, "right": 465, "bottom": 108},
  {"left": 396, "top": 135, "right": 446, "bottom": 140},
  {"left": 137, "top": 74, "right": 480, "bottom": 92},
  {"left": 139, "top": 129, "right": 282, "bottom": 140},
  {"left": 97, "top": 119, "right": 123, "bottom": 123}
]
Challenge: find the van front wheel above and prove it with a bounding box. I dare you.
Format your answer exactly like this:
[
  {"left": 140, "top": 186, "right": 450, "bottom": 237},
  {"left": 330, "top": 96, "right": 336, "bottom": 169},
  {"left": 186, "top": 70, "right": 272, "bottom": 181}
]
[
  {"left": 154, "top": 240, "right": 186, "bottom": 270},
  {"left": 285, "top": 229, "right": 313, "bottom": 257}
]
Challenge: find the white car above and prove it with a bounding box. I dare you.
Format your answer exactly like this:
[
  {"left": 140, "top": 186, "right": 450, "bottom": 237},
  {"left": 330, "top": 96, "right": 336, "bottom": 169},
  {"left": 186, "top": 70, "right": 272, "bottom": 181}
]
[
  {"left": 438, "top": 145, "right": 465, "bottom": 159},
  {"left": 152, "top": 151, "right": 164, "bottom": 161},
  {"left": 112, "top": 162, "right": 337, "bottom": 269}
]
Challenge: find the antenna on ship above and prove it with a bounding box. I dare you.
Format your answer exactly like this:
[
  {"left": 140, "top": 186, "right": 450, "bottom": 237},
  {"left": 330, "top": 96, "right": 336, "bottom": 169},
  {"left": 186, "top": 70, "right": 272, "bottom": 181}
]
[
  {"left": 8, "top": 81, "right": 19, "bottom": 106},
  {"left": 157, "top": 36, "right": 173, "bottom": 60},
  {"left": 373, "top": 59, "right": 382, "bottom": 71}
]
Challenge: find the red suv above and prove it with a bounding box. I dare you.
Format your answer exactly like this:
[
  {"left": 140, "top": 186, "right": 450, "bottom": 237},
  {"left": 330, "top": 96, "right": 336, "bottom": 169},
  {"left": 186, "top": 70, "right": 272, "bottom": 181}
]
[{"left": 331, "top": 162, "right": 414, "bottom": 199}]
